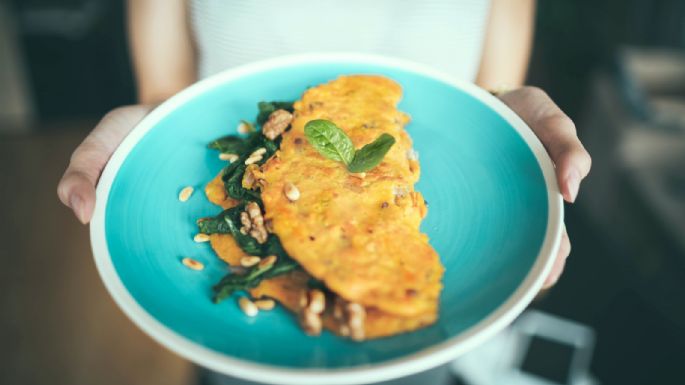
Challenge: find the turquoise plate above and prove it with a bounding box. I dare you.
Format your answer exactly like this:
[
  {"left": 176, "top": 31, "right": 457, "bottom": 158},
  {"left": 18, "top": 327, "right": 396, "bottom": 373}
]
[{"left": 91, "top": 54, "right": 562, "bottom": 385}]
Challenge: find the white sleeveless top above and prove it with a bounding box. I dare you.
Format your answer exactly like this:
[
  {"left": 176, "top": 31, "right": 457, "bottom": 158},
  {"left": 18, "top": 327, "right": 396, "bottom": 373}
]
[{"left": 189, "top": 0, "right": 491, "bottom": 82}]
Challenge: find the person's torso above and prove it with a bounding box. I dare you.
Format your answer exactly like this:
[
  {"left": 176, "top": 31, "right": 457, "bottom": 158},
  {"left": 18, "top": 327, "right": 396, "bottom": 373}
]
[{"left": 189, "top": 0, "right": 491, "bottom": 81}]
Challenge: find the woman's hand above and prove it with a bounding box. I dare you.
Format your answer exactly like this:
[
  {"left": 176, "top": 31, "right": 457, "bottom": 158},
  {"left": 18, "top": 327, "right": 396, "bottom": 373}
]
[
  {"left": 57, "top": 105, "right": 153, "bottom": 224},
  {"left": 498, "top": 87, "right": 592, "bottom": 289}
]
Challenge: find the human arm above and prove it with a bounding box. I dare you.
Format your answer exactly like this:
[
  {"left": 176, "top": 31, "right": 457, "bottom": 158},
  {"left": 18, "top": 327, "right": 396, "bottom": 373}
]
[
  {"left": 476, "top": 0, "right": 591, "bottom": 288},
  {"left": 57, "top": 0, "right": 194, "bottom": 223}
]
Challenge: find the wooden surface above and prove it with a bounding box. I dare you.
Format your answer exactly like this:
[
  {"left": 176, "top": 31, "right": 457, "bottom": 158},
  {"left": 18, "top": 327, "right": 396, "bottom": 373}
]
[{"left": 0, "top": 127, "right": 193, "bottom": 385}]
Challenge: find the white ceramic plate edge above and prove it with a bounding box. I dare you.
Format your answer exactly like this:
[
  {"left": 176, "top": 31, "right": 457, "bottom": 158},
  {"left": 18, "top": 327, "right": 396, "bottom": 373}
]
[{"left": 90, "top": 53, "right": 563, "bottom": 385}]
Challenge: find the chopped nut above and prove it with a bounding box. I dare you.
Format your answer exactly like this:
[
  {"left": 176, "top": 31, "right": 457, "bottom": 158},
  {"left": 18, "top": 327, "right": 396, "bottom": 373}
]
[
  {"left": 238, "top": 297, "right": 259, "bottom": 317},
  {"left": 193, "top": 233, "right": 210, "bottom": 243},
  {"left": 307, "top": 289, "right": 326, "bottom": 314},
  {"left": 331, "top": 297, "right": 366, "bottom": 341},
  {"left": 254, "top": 299, "right": 276, "bottom": 310},
  {"left": 240, "top": 202, "right": 268, "bottom": 244},
  {"left": 393, "top": 185, "right": 410, "bottom": 206},
  {"left": 240, "top": 256, "right": 261, "bottom": 267},
  {"left": 333, "top": 298, "right": 345, "bottom": 320},
  {"left": 283, "top": 182, "right": 300, "bottom": 202},
  {"left": 406, "top": 149, "right": 419, "bottom": 161},
  {"left": 251, "top": 147, "right": 267, "bottom": 157},
  {"left": 240, "top": 211, "right": 252, "bottom": 231},
  {"left": 178, "top": 186, "right": 194, "bottom": 202},
  {"left": 299, "top": 291, "right": 309, "bottom": 309},
  {"left": 219, "top": 153, "right": 239, "bottom": 162},
  {"left": 350, "top": 324, "right": 365, "bottom": 341},
  {"left": 258, "top": 255, "right": 277, "bottom": 269},
  {"left": 244, "top": 154, "right": 262, "bottom": 165},
  {"left": 300, "top": 309, "right": 322, "bottom": 336},
  {"left": 237, "top": 120, "right": 255, "bottom": 134},
  {"left": 246, "top": 202, "right": 261, "bottom": 218},
  {"left": 263, "top": 109, "right": 293, "bottom": 140},
  {"left": 350, "top": 172, "right": 366, "bottom": 179},
  {"left": 392, "top": 185, "right": 410, "bottom": 198},
  {"left": 264, "top": 219, "right": 274, "bottom": 233},
  {"left": 242, "top": 164, "right": 259, "bottom": 189},
  {"left": 182, "top": 257, "right": 204, "bottom": 271}
]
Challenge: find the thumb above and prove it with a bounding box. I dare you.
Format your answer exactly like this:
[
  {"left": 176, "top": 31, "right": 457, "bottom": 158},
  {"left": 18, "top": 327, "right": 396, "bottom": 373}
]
[{"left": 57, "top": 105, "right": 152, "bottom": 223}]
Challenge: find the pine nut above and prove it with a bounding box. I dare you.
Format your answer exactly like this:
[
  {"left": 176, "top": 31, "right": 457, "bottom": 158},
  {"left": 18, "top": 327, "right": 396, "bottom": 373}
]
[
  {"left": 239, "top": 297, "right": 258, "bottom": 317},
  {"left": 219, "top": 153, "right": 239, "bottom": 162},
  {"left": 244, "top": 155, "right": 262, "bottom": 165},
  {"left": 182, "top": 257, "right": 204, "bottom": 271},
  {"left": 254, "top": 299, "right": 276, "bottom": 310},
  {"left": 240, "top": 256, "right": 261, "bottom": 267},
  {"left": 178, "top": 186, "right": 194, "bottom": 202},
  {"left": 237, "top": 121, "right": 254, "bottom": 134},
  {"left": 251, "top": 147, "right": 267, "bottom": 157},
  {"left": 301, "top": 309, "right": 322, "bottom": 336},
  {"left": 299, "top": 291, "right": 309, "bottom": 308},
  {"left": 350, "top": 327, "right": 365, "bottom": 341},
  {"left": 307, "top": 289, "right": 326, "bottom": 314},
  {"left": 283, "top": 182, "right": 300, "bottom": 202},
  {"left": 193, "top": 233, "right": 210, "bottom": 243}
]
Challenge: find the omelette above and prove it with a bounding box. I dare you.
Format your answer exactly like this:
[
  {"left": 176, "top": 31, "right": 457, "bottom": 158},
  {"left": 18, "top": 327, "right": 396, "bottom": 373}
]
[{"left": 200, "top": 75, "right": 444, "bottom": 340}]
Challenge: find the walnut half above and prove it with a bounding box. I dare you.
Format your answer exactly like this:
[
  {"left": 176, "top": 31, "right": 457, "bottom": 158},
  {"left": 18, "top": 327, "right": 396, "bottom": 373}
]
[{"left": 262, "top": 109, "right": 293, "bottom": 140}]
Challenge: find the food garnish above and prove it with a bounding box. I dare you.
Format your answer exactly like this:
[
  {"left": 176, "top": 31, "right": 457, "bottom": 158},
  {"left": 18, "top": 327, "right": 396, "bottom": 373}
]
[{"left": 304, "top": 119, "right": 396, "bottom": 173}]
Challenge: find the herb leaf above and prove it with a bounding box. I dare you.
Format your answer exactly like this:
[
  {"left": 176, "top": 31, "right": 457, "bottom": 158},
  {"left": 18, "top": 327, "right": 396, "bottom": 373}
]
[
  {"left": 219, "top": 132, "right": 278, "bottom": 202},
  {"left": 304, "top": 119, "right": 355, "bottom": 165},
  {"left": 347, "top": 133, "right": 396, "bottom": 173},
  {"left": 212, "top": 258, "right": 299, "bottom": 303},
  {"left": 257, "top": 101, "right": 295, "bottom": 126},
  {"left": 207, "top": 135, "right": 250, "bottom": 154}
]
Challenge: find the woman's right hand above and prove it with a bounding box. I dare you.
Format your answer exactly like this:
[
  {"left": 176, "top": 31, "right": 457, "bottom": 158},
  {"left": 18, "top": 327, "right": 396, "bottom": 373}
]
[{"left": 57, "top": 105, "right": 153, "bottom": 224}]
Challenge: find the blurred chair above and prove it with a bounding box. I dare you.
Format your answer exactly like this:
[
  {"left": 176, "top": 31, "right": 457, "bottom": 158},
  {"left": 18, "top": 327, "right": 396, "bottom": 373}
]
[{"left": 452, "top": 310, "right": 598, "bottom": 385}]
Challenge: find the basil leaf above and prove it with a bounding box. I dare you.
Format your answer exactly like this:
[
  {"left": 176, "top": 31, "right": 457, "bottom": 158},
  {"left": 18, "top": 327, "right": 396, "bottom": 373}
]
[
  {"left": 347, "top": 133, "right": 396, "bottom": 173},
  {"left": 304, "top": 119, "right": 355, "bottom": 165},
  {"left": 257, "top": 101, "right": 295, "bottom": 126}
]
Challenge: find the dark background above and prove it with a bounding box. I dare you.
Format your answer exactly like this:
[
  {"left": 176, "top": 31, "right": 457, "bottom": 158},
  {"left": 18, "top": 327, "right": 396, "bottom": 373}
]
[{"left": 1, "top": 1, "right": 684, "bottom": 384}]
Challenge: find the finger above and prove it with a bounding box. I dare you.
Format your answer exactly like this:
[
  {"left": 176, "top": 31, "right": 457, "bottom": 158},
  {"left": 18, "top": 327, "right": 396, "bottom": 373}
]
[
  {"left": 499, "top": 87, "right": 592, "bottom": 203},
  {"left": 57, "top": 105, "right": 152, "bottom": 223},
  {"left": 542, "top": 227, "right": 571, "bottom": 288}
]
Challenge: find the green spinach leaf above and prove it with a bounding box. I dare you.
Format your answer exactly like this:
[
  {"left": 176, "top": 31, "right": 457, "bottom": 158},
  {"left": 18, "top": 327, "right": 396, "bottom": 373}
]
[
  {"left": 207, "top": 134, "right": 250, "bottom": 154},
  {"left": 220, "top": 133, "right": 278, "bottom": 202},
  {"left": 212, "top": 257, "right": 299, "bottom": 303}
]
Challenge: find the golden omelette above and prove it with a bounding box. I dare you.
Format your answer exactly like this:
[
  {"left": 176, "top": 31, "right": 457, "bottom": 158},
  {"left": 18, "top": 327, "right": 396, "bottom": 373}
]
[{"left": 205, "top": 75, "right": 444, "bottom": 339}]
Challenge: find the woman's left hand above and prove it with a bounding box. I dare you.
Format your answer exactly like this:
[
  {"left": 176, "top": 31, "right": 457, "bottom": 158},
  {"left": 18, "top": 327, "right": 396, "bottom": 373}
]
[{"left": 498, "top": 87, "right": 592, "bottom": 289}]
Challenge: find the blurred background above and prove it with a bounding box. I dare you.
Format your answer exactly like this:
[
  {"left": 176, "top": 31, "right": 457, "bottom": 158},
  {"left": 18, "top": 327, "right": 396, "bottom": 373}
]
[{"left": 1, "top": 0, "right": 684, "bottom": 384}]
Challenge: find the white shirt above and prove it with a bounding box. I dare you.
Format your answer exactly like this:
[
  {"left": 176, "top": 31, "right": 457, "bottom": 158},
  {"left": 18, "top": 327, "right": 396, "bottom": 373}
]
[{"left": 189, "top": 0, "right": 491, "bottom": 81}]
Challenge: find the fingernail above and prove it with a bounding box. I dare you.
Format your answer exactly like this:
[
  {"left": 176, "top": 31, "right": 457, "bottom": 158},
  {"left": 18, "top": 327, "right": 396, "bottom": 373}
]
[
  {"left": 70, "top": 194, "right": 87, "bottom": 224},
  {"left": 565, "top": 169, "right": 580, "bottom": 203}
]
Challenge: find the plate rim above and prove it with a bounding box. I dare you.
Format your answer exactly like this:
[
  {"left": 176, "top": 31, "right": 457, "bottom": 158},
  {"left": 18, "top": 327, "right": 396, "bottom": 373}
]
[{"left": 90, "top": 53, "right": 563, "bottom": 385}]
